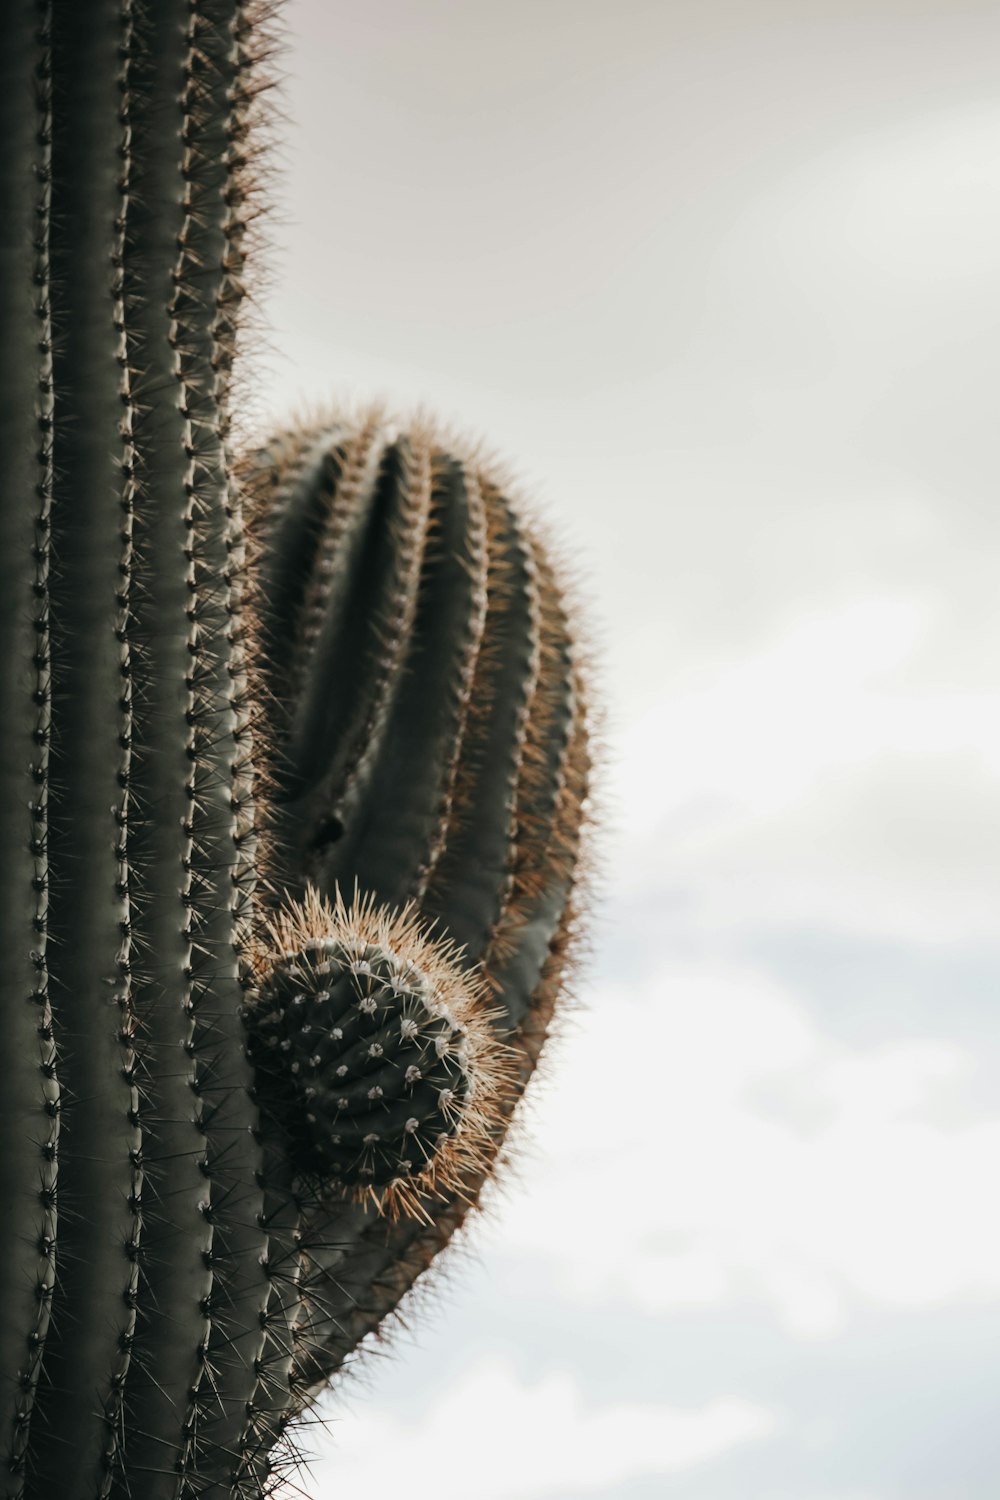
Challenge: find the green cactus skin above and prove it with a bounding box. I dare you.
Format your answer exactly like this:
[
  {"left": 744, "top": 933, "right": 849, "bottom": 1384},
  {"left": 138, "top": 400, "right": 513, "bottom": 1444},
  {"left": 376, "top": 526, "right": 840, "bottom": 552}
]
[
  {"left": 0, "top": 4, "right": 591, "bottom": 1495},
  {"left": 244, "top": 412, "right": 591, "bottom": 1411}
]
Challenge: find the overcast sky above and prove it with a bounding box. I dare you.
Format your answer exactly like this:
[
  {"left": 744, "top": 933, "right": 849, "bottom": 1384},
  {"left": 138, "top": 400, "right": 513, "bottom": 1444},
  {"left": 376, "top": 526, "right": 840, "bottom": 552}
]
[{"left": 256, "top": 3, "right": 1000, "bottom": 1496}]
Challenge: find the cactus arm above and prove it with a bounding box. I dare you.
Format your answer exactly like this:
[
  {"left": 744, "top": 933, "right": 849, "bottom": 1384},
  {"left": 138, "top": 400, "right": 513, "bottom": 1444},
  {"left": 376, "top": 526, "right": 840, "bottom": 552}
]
[
  {"left": 245, "top": 412, "right": 591, "bottom": 1418},
  {"left": 0, "top": 8, "right": 60, "bottom": 1493},
  {"left": 28, "top": 5, "right": 143, "bottom": 1494}
]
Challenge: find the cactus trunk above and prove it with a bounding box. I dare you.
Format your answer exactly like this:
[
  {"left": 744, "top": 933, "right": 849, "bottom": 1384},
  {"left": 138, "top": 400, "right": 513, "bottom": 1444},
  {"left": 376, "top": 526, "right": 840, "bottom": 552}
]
[{"left": 0, "top": 4, "right": 276, "bottom": 1495}]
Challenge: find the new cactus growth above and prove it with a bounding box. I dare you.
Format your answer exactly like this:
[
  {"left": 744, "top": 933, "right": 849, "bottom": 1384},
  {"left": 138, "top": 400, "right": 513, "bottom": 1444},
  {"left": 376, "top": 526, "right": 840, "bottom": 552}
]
[
  {"left": 0, "top": 4, "right": 591, "bottom": 1498},
  {"left": 247, "top": 889, "right": 509, "bottom": 1207}
]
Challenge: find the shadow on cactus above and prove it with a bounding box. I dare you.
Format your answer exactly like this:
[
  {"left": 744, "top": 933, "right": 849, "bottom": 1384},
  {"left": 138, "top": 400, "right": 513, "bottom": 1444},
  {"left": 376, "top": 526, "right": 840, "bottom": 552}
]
[{"left": 0, "top": 3, "right": 592, "bottom": 1498}]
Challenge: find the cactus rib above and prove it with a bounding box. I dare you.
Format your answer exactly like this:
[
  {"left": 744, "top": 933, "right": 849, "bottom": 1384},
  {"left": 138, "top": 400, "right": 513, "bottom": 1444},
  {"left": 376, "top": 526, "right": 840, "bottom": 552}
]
[
  {"left": 31, "top": 5, "right": 142, "bottom": 1492},
  {"left": 0, "top": 8, "right": 60, "bottom": 1494}
]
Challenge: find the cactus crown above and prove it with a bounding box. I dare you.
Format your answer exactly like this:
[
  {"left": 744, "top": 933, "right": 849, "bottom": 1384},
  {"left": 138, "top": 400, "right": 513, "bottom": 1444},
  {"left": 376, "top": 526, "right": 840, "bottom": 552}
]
[{"left": 0, "top": 5, "right": 592, "bottom": 1498}]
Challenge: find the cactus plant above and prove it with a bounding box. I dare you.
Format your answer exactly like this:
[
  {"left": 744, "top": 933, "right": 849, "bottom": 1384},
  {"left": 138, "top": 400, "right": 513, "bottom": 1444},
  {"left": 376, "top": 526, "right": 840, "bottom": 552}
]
[{"left": 0, "top": 5, "right": 591, "bottom": 1499}]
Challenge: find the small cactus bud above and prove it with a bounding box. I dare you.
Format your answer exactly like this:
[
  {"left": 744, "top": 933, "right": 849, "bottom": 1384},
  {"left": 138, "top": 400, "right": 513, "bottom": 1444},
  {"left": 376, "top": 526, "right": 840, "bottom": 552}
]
[{"left": 245, "top": 887, "right": 511, "bottom": 1212}]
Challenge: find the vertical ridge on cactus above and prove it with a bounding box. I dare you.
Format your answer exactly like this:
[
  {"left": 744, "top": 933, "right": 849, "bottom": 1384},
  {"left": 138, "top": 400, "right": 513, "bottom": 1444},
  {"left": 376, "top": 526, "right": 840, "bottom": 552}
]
[
  {"left": 32, "top": 5, "right": 143, "bottom": 1492},
  {"left": 0, "top": 5, "right": 594, "bottom": 1496},
  {"left": 0, "top": 9, "right": 60, "bottom": 1490}
]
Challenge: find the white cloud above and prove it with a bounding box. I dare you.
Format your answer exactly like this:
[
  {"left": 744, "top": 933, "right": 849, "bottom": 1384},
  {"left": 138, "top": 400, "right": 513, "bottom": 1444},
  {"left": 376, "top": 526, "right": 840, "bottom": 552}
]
[
  {"left": 713, "top": 101, "right": 1000, "bottom": 325},
  {"left": 312, "top": 1361, "right": 777, "bottom": 1500},
  {"left": 609, "top": 598, "right": 1000, "bottom": 945},
  {"left": 488, "top": 964, "right": 1000, "bottom": 1338},
  {"left": 615, "top": 598, "right": 930, "bottom": 823}
]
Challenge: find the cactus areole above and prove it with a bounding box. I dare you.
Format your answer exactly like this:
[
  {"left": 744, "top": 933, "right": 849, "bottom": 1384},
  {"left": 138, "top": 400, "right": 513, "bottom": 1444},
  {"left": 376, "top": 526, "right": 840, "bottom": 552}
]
[{"left": 0, "top": 3, "right": 590, "bottom": 1497}]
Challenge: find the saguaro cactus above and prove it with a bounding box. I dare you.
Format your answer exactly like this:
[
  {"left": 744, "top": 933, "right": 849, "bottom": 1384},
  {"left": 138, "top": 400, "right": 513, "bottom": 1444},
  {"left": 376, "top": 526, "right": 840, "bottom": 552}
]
[{"left": 0, "top": 5, "right": 591, "bottom": 1499}]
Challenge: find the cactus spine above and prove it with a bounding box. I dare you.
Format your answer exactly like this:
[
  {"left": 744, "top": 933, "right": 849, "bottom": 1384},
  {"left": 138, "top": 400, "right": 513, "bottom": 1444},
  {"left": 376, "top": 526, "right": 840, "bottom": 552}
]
[{"left": 0, "top": 6, "right": 591, "bottom": 1497}]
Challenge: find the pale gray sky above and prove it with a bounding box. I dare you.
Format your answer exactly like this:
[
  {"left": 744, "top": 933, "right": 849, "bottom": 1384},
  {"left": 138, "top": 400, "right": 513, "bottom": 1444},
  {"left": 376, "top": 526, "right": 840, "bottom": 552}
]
[{"left": 257, "top": 3, "right": 1000, "bottom": 1496}]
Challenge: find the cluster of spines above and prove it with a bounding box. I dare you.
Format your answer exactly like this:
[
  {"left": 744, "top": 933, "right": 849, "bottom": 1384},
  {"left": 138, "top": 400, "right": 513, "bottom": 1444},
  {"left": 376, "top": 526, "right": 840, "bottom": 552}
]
[{"left": 244, "top": 410, "right": 593, "bottom": 1419}]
